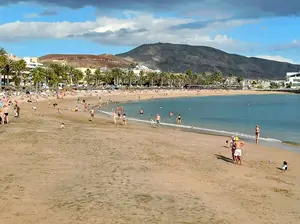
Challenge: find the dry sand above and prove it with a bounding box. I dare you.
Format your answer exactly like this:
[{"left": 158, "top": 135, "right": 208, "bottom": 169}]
[{"left": 0, "top": 90, "right": 299, "bottom": 224}]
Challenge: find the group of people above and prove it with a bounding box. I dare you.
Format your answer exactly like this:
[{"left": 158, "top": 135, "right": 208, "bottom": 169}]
[
  {"left": 227, "top": 125, "right": 260, "bottom": 165},
  {"left": 0, "top": 98, "right": 20, "bottom": 125},
  {"left": 111, "top": 106, "right": 127, "bottom": 125}
]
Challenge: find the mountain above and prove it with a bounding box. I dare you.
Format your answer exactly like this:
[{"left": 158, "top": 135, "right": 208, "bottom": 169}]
[
  {"left": 117, "top": 43, "right": 300, "bottom": 79},
  {"left": 39, "top": 54, "right": 134, "bottom": 69}
]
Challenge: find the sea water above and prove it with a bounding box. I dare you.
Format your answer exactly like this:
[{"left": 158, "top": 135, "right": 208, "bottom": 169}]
[{"left": 99, "top": 94, "right": 300, "bottom": 152}]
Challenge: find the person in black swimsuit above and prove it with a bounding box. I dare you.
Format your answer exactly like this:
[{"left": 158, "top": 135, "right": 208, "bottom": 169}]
[{"left": 176, "top": 114, "right": 182, "bottom": 125}]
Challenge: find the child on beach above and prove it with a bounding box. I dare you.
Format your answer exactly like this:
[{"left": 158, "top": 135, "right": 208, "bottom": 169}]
[
  {"left": 281, "top": 161, "right": 288, "bottom": 171},
  {"left": 14, "top": 106, "right": 18, "bottom": 119},
  {"left": 122, "top": 114, "right": 127, "bottom": 125},
  {"left": 60, "top": 123, "right": 65, "bottom": 129}
]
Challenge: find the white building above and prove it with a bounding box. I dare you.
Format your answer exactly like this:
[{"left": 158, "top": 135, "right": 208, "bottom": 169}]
[
  {"left": 7, "top": 53, "right": 20, "bottom": 61},
  {"left": 23, "top": 57, "right": 43, "bottom": 69},
  {"left": 132, "top": 64, "right": 160, "bottom": 75},
  {"left": 286, "top": 72, "right": 300, "bottom": 88}
]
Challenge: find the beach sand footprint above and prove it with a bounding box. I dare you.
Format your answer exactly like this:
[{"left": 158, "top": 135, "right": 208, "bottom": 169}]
[
  {"left": 265, "top": 176, "right": 294, "bottom": 186},
  {"left": 272, "top": 187, "right": 294, "bottom": 197}
]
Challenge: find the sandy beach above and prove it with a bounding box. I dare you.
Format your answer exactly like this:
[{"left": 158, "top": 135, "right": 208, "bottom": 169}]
[{"left": 0, "top": 89, "right": 299, "bottom": 224}]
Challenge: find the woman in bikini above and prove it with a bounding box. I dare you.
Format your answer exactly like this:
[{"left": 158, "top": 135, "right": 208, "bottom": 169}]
[
  {"left": 176, "top": 114, "right": 182, "bottom": 125},
  {"left": 255, "top": 125, "right": 260, "bottom": 144}
]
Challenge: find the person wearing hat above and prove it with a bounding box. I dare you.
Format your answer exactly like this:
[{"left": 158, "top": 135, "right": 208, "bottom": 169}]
[{"left": 233, "top": 138, "right": 244, "bottom": 165}]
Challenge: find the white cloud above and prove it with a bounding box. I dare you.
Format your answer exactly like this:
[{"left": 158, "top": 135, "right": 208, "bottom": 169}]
[
  {"left": 0, "top": 13, "right": 254, "bottom": 52},
  {"left": 255, "top": 55, "right": 299, "bottom": 64},
  {"left": 24, "top": 13, "right": 40, "bottom": 18}
]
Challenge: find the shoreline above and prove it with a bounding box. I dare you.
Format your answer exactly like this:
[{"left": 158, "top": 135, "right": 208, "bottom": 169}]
[
  {"left": 1, "top": 89, "right": 300, "bottom": 223},
  {"left": 91, "top": 90, "right": 298, "bottom": 152}
]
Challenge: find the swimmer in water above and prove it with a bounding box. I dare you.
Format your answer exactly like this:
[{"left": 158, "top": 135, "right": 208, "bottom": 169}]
[
  {"left": 169, "top": 112, "right": 173, "bottom": 117},
  {"left": 139, "top": 109, "right": 144, "bottom": 115}
]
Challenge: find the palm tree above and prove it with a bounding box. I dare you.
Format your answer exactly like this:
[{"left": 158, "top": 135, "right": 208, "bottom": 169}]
[
  {"left": 93, "top": 69, "right": 102, "bottom": 86},
  {"left": 101, "top": 71, "right": 113, "bottom": 85},
  {"left": 236, "top": 76, "right": 244, "bottom": 84},
  {"left": 126, "top": 70, "right": 136, "bottom": 87},
  {"left": 84, "top": 68, "right": 93, "bottom": 86},
  {"left": 72, "top": 69, "right": 84, "bottom": 86},
  {"left": 111, "top": 68, "right": 123, "bottom": 86},
  {"left": 186, "top": 69, "right": 194, "bottom": 86},
  {"left": 0, "top": 48, "right": 8, "bottom": 88},
  {"left": 146, "top": 72, "right": 156, "bottom": 87},
  {"left": 45, "top": 67, "right": 59, "bottom": 90},
  {"left": 48, "top": 63, "right": 68, "bottom": 88},
  {"left": 12, "top": 59, "right": 27, "bottom": 86},
  {"left": 31, "top": 67, "right": 46, "bottom": 93}
]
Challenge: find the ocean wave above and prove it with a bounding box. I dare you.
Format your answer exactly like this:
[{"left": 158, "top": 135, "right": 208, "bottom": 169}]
[{"left": 98, "top": 110, "right": 282, "bottom": 143}]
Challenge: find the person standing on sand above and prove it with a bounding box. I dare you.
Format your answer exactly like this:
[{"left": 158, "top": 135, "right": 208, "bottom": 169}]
[
  {"left": 233, "top": 139, "right": 244, "bottom": 165},
  {"left": 112, "top": 110, "right": 117, "bottom": 124},
  {"left": 90, "top": 108, "right": 95, "bottom": 121},
  {"left": 122, "top": 113, "right": 127, "bottom": 125},
  {"left": 156, "top": 114, "right": 161, "bottom": 126},
  {"left": 255, "top": 125, "right": 260, "bottom": 144},
  {"left": 176, "top": 114, "right": 182, "bottom": 125},
  {"left": 3, "top": 105, "right": 9, "bottom": 124},
  {"left": 16, "top": 105, "right": 20, "bottom": 118}
]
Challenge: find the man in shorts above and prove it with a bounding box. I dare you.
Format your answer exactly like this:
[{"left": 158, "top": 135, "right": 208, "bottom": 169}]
[{"left": 233, "top": 139, "right": 244, "bottom": 165}]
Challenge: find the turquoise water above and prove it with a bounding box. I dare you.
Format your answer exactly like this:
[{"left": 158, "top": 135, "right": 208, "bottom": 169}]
[{"left": 100, "top": 94, "right": 300, "bottom": 151}]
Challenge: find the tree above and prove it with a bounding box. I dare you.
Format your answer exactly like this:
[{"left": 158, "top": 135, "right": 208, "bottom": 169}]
[
  {"left": 93, "top": 69, "right": 102, "bottom": 86},
  {"left": 72, "top": 69, "right": 84, "bottom": 85},
  {"left": 84, "top": 68, "right": 93, "bottom": 85},
  {"left": 146, "top": 72, "right": 156, "bottom": 87},
  {"left": 111, "top": 68, "right": 123, "bottom": 86},
  {"left": 269, "top": 82, "right": 281, "bottom": 89},
  {"left": 236, "top": 76, "right": 244, "bottom": 84},
  {"left": 0, "top": 48, "right": 8, "bottom": 87},
  {"left": 12, "top": 59, "right": 27, "bottom": 86},
  {"left": 101, "top": 71, "right": 113, "bottom": 85},
  {"left": 45, "top": 67, "right": 59, "bottom": 89},
  {"left": 186, "top": 69, "right": 193, "bottom": 86},
  {"left": 31, "top": 67, "right": 46, "bottom": 92},
  {"left": 286, "top": 82, "right": 292, "bottom": 88},
  {"left": 126, "top": 70, "right": 136, "bottom": 87},
  {"left": 48, "top": 63, "right": 68, "bottom": 87}
]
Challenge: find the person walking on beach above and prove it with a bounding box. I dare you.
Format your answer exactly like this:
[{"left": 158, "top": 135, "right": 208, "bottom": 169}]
[
  {"left": 14, "top": 106, "right": 18, "bottom": 119},
  {"left": 156, "top": 114, "right": 161, "bottom": 126},
  {"left": 176, "top": 114, "right": 182, "bottom": 125},
  {"left": 112, "top": 110, "right": 117, "bottom": 124},
  {"left": 234, "top": 139, "right": 244, "bottom": 165},
  {"left": 16, "top": 105, "right": 20, "bottom": 118},
  {"left": 255, "top": 125, "right": 260, "bottom": 144},
  {"left": 122, "top": 113, "right": 127, "bottom": 125},
  {"left": 3, "top": 105, "right": 9, "bottom": 124},
  {"left": 90, "top": 108, "right": 95, "bottom": 121}
]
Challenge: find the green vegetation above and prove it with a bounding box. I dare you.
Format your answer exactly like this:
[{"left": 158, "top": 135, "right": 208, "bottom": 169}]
[
  {"left": 269, "top": 82, "right": 281, "bottom": 89},
  {"left": 0, "top": 47, "right": 263, "bottom": 92}
]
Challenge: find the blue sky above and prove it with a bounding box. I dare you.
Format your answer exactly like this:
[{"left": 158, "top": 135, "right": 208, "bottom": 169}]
[{"left": 0, "top": 0, "right": 300, "bottom": 64}]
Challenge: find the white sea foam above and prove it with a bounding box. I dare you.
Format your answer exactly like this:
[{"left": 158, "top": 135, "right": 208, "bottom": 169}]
[{"left": 98, "top": 110, "right": 282, "bottom": 143}]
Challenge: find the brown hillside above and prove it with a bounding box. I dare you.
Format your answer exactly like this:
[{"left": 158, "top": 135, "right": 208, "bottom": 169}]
[{"left": 39, "top": 54, "right": 135, "bottom": 69}]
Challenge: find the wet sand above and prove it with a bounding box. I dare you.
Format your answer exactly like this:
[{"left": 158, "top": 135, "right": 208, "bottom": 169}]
[{"left": 0, "top": 90, "right": 299, "bottom": 224}]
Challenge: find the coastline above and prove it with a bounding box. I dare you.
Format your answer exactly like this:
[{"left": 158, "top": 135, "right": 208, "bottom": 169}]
[
  {"left": 1, "top": 89, "right": 300, "bottom": 224},
  {"left": 94, "top": 90, "right": 299, "bottom": 152}
]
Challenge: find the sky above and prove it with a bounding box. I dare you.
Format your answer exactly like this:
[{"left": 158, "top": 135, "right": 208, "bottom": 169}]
[{"left": 0, "top": 0, "right": 300, "bottom": 64}]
